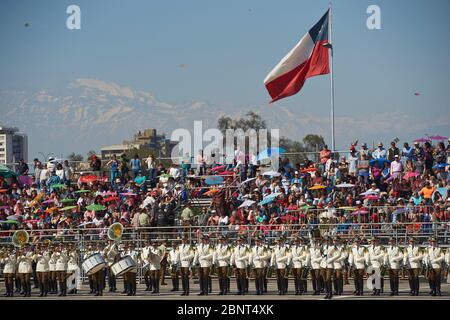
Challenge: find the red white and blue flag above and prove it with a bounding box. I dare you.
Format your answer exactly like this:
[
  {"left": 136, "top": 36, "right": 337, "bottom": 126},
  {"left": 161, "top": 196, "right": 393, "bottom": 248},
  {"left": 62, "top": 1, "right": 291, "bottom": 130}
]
[{"left": 264, "top": 10, "right": 330, "bottom": 103}]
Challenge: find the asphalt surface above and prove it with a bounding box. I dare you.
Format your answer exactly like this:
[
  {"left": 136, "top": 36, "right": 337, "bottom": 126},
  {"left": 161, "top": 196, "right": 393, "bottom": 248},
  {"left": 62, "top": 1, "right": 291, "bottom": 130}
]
[{"left": 1, "top": 278, "right": 449, "bottom": 300}]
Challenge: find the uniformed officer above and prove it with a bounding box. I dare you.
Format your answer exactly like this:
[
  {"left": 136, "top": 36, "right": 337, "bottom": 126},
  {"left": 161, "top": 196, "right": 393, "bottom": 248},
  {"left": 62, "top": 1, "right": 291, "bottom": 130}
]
[
  {"left": 83, "top": 243, "right": 95, "bottom": 294},
  {"left": 159, "top": 240, "right": 169, "bottom": 287},
  {"left": 66, "top": 243, "right": 79, "bottom": 294},
  {"left": 92, "top": 243, "right": 106, "bottom": 296},
  {"left": 122, "top": 242, "right": 138, "bottom": 296},
  {"left": 55, "top": 243, "right": 69, "bottom": 296},
  {"left": 17, "top": 245, "right": 34, "bottom": 297},
  {"left": 332, "top": 236, "right": 347, "bottom": 296},
  {"left": 178, "top": 234, "right": 195, "bottom": 296},
  {"left": 425, "top": 237, "right": 445, "bottom": 296},
  {"left": 386, "top": 237, "right": 402, "bottom": 296},
  {"left": 231, "top": 235, "right": 251, "bottom": 295},
  {"left": 405, "top": 237, "right": 422, "bottom": 296},
  {"left": 270, "top": 235, "right": 290, "bottom": 295},
  {"left": 168, "top": 240, "right": 180, "bottom": 292},
  {"left": 290, "top": 235, "right": 309, "bottom": 295},
  {"left": 104, "top": 240, "right": 120, "bottom": 292},
  {"left": 367, "top": 237, "right": 384, "bottom": 296},
  {"left": 141, "top": 240, "right": 152, "bottom": 291},
  {"left": 213, "top": 234, "right": 232, "bottom": 295},
  {"left": 348, "top": 237, "right": 367, "bottom": 296},
  {"left": 48, "top": 245, "right": 58, "bottom": 294},
  {"left": 320, "top": 236, "right": 338, "bottom": 299},
  {"left": 2, "top": 246, "right": 17, "bottom": 297},
  {"left": 251, "top": 234, "right": 270, "bottom": 295},
  {"left": 194, "top": 234, "right": 214, "bottom": 295},
  {"left": 34, "top": 245, "right": 50, "bottom": 297},
  {"left": 148, "top": 239, "right": 163, "bottom": 294},
  {"left": 309, "top": 238, "right": 322, "bottom": 295}
]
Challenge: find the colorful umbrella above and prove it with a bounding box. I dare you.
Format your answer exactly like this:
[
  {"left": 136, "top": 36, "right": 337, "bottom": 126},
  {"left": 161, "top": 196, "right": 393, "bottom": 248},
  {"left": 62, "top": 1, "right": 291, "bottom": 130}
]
[
  {"left": 335, "top": 183, "right": 355, "bottom": 188},
  {"left": 18, "top": 175, "right": 33, "bottom": 187},
  {"left": 309, "top": 184, "right": 326, "bottom": 190},
  {"left": 79, "top": 175, "right": 98, "bottom": 183},
  {"left": 285, "top": 205, "right": 299, "bottom": 211},
  {"left": 238, "top": 200, "right": 256, "bottom": 208},
  {"left": 120, "top": 192, "right": 136, "bottom": 197},
  {"left": 0, "top": 220, "right": 19, "bottom": 225},
  {"left": 262, "top": 171, "right": 281, "bottom": 177},
  {"left": 0, "top": 166, "right": 17, "bottom": 178},
  {"left": 60, "top": 198, "right": 76, "bottom": 204},
  {"left": 429, "top": 135, "right": 448, "bottom": 140},
  {"left": 211, "top": 165, "right": 226, "bottom": 172},
  {"left": 0, "top": 189, "right": 8, "bottom": 193},
  {"left": 300, "top": 205, "right": 315, "bottom": 210},
  {"left": 369, "top": 158, "right": 390, "bottom": 167},
  {"left": 301, "top": 167, "right": 317, "bottom": 173},
  {"left": 256, "top": 147, "right": 286, "bottom": 161},
  {"left": 6, "top": 215, "right": 21, "bottom": 220},
  {"left": 432, "top": 163, "right": 449, "bottom": 169},
  {"left": 338, "top": 206, "right": 356, "bottom": 211},
  {"left": 205, "top": 176, "right": 224, "bottom": 185},
  {"left": 403, "top": 172, "right": 420, "bottom": 179},
  {"left": 414, "top": 137, "right": 431, "bottom": 143},
  {"left": 86, "top": 204, "right": 106, "bottom": 211},
  {"left": 217, "top": 170, "right": 235, "bottom": 176},
  {"left": 241, "top": 177, "right": 257, "bottom": 185},
  {"left": 61, "top": 206, "right": 77, "bottom": 211},
  {"left": 50, "top": 184, "right": 66, "bottom": 189},
  {"left": 74, "top": 189, "right": 91, "bottom": 193},
  {"left": 157, "top": 173, "right": 172, "bottom": 178},
  {"left": 204, "top": 189, "right": 220, "bottom": 197},
  {"left": 365, "top": 195, "right": 380, "bottom": 200},
  {"left": 42, "top": 199, "right": 55, "bottom": 204},
  {"left": 352, "top": 210, "right": 368, "bottom": 215},
  {"left": 0, "top": 205, "right": 10, "bottom": 210},
  {"left": 103, "top": 196, "right": 119, "bottom": 202}
]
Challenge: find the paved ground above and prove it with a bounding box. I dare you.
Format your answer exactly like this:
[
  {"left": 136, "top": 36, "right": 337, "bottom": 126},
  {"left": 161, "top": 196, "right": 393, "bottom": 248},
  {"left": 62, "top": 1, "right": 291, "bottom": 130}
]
[{"left": 2, "top": 278, "right": 449, "bottom": 300}]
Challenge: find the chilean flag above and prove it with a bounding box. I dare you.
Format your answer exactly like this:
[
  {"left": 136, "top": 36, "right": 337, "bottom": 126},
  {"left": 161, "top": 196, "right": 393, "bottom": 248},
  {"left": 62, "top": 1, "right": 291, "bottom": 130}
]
[{"left": 264, "top": 10, "right": 330, "bottom": 103}]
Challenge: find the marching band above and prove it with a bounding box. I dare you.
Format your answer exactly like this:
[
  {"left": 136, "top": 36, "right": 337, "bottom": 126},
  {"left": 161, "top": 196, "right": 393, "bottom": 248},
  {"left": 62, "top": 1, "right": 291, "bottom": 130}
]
[{"left": 0, "top": 235, "right": 449, "bottom": 298}]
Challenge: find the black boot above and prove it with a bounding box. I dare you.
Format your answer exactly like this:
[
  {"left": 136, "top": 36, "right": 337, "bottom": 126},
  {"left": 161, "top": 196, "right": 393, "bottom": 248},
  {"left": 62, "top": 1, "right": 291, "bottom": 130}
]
[
  {"left": 39, "top": 283, "right": 44, "bottom": 297},
  {"left": 236, "top": 277, "right": 242, "bottom": 295},
  {"left": 58, "top": 282, "right": 64, "bottom": 296},
  {"left": 89, "top": 279, "right": 94, "bottom": 294},
  {"left": 171, "top": 278, "right": 177, "bottom": 292}
]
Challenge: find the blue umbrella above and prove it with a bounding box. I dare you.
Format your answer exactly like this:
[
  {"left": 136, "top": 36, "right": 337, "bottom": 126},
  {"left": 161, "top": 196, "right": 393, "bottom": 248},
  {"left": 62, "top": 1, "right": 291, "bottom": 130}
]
[
  {"left": 369, "top": 158, "right": 390, "bottom": 167},
  {"left": 432, "top": 163, "right": 449, "bottom": 169},
  {"left": 204, "top": 176, "right": 224, "bottom": 185},
  {"left": 256, "top": 147, "right": 286, "bottom": 161},
  {"left": 258, "top": 193, "right": 280, "bottom": 206}
]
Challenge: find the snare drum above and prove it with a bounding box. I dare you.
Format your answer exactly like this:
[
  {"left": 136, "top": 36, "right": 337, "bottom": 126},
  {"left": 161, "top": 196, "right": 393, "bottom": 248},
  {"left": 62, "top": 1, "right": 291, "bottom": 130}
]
[
  {"left": 82, "top": 253, "right": 105, "bottom": 275},
  {"left": 111, "top": 256, "right": 136, "bottom": 276}
]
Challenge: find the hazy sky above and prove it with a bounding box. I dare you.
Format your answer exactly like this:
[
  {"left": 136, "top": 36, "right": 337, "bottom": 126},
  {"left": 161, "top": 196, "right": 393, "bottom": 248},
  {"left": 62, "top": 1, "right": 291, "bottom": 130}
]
[{"left": 1, "top": 0, "right": 449, "bottom": 150}]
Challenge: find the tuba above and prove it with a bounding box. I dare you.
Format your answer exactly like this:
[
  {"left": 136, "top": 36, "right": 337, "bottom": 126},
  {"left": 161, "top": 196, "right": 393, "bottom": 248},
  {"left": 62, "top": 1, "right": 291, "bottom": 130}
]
[
  {"left": 108, "top": 222, "right": 123, "bottom": 242},
  {"left": 12, "top": 230, "right": 29, "bottom": 247}
]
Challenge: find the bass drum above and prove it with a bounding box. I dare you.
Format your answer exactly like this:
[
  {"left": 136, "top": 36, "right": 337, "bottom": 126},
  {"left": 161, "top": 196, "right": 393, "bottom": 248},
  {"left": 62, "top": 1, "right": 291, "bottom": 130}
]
[
  {"left": 111, "top": 256, "right": 136, "bottom": 276},
  {"left": 82, "top": 253, "right": 105, "bottom": 275}
]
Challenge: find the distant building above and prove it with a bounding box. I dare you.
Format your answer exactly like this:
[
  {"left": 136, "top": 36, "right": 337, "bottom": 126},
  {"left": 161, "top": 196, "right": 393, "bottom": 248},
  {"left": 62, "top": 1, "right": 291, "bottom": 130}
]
[
  {"left": 100, "top": 128, "right": 176, "bottom": 160},
  {"left": 0, "top": 126, "right": 28, "bottom": 164}
]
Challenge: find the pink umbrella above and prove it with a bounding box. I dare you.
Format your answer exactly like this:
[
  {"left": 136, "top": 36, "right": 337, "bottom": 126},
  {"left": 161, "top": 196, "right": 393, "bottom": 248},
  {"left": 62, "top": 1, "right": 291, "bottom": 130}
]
[
  {"left": 42, "top": 199, "right": 55, "bottom": 204},
  {"left": 429, "top": 135, "right": 448, "bottom": 140},
  {"left": 404, "top": 172, "right": 420, "bottom": 179},
  {"left": 120, "top": 192, "right": 136, "bottom": 197},
  {"left": 218, "top": 170, "right": 235, "bottom": 176},
  {"left": 414, "top": 137, "right": 431, "bottom": 143},
  {"left": 18, "top": 175, "right": 33, "bottom": 187},
  {"left": 365, "top": 195, "right": 380, "bottom": 200},
  {"left": 211, "top": 165, "right": 226, "bottom": 172},
  {"left": 0, "top": 205, "right": 10, "bottom": 210},
  {"left": 353, "top": 210, "right": 368, "bottom": 215}
]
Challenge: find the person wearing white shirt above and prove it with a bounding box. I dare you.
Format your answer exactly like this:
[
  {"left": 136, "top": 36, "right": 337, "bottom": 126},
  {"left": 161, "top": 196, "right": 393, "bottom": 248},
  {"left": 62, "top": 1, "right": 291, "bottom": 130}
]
[
  {"left": 404, "top": 237, "right": 422, "bottom": 296},
  {"left": 231, "top": 235, "right": 251, "bottom": 295},
  {"left": 425, "top": 237, "right": 445, "bottom": 296},
  {"left": 214, "top": 235, "right": 233, "bottom": 295},
  {"left": 270, "top": 235, "right": 290, "bottom": 295},
  {"left": 250, "top": 235, "right": 270, "bottom": 295},
  {"left": 373, "top": 143, "right": 387, "bottom": 159},
  {"left": 194, "top": 234, "right": 214, "bottom": 296},
  {"left": 178, "top": 235, "right": 195, "bottom": 296}
]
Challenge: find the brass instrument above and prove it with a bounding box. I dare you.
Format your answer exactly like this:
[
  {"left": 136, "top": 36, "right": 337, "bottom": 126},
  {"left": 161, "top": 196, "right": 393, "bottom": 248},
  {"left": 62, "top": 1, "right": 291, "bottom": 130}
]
[
  {"left": 12, "top": 230, "right": 29, "bottom": 248},
  {"left": 108, "top": 222, "right": 123, "bottom": 242}
]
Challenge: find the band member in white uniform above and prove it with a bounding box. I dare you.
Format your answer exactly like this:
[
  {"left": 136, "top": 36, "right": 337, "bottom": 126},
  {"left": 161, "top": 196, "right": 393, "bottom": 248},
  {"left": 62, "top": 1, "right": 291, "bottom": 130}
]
[
  {"left": 386, "top": 237, "right": 402, "bottom": 296},
  {"left": 194, "top": 234, "right": 214, "bottom": 296},
  {"left": 231, "top": 235, "right": 251, "bottom": 295},
  {"left": 213, "top": 235, "right": 232, "bottom": 295},
  {"left": 290, "top": 235, "right": 309, "bottom": 295},
  {"left": 141, "top": 240, "right": 152, "bottom": 292},
  {"left": 104, "top": 240, "right": 120, "bottom": 292},
  {"left": 17, "top": 246, "right": 34, "bottom": 297},
  {"left": 122, "top": 242, "right": 138, "bottom": 296},
  {"left": 92, "top": 243, "right": 106, "bottom": 296},
  {"left": 55, "top": 244, "right": 69, "bottom": 296},
  {"left": 425, "top": 237, "right": 445, "bottom": 296},
  {"left": 320, "top": 236, "right": 339, "bottom": 299},
  {"left": 2, "top": 246, "right": 16, "bottom": 297},
  {"left": 309, "top": 238, "right": 323, "bottom": 295},
  {"left": 34, "top": 245, "right": 50, "bottom": 297},
  {"left": 250, "top": 234, "right": 270, "bottom": 295},
  {"left": 167, "top": 240, "right": 180, "bottom": 292},
  {"left": 270, "top": 235, "right": 290, "bottom": 295},
  {"left": 178, "top": 235, "right": 195, "bottom": 296},
  {"left": 148, "top": 239, "right": 163, "bottom": 294},
  {"left": 83, "top": 243, "right": 95, "bottom": 294},
  {"left": 367, "top": 237, "right": 385, "bottom": 296},
  {"left": 332, "top": 237, "right": 347, "bottom": 296},
  {"left": 404, "top": 237, "right": 423, "bottom": 296},
  {"left": 48, "top": 245, "right": 58, "bottom": 294},
  {"left": 348, "top": 237, "right": 367, "bottom": 296},
  {"left": 66, "top": 243, "right": 79, "bottom": 294}
]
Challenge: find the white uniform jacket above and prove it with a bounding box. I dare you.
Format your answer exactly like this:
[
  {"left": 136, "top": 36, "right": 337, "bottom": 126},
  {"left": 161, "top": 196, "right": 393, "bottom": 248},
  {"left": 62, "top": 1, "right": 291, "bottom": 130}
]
[
  {"left": 35, "top": 251, "right": 50, "bottom": 272},
  {"left": 2, "top": 254, "right": 16, "bottom": 274},
  {"left": 290, "top": 245, "right": 309, "bottom": 269},
  {"left": 18, "top": 252, "right": 33, "bottom": 274},
  {"left": 404, "top": 245, "right": 423, "bottom": 269},
  {"left": 213, "top": 244, "right": 232, "bottom": 267},
  {"left": 231, "top": 244, "right": 251, "bottom": 269},
  {"left": 178, "top": 243, "right": 195, "bottom": 268},
  {"left": 426, "top": 246, "right": 445, "bottom": 269},
  {"left": 309, "top": 246, "right": 322, "bottom": 270},
  {"left": 367, "top": 245, "right": 385, "bottom": 269},
  {"left": 386, "top": 245, "right": 403, "bottom": 269},
  {"left": 250, "top": 245, "right": 270, "bottom": 269},
  {"left": 270, "top": 245, "right": 290, "bottom": 269},
  {"left": 349, "top": 246, "right": 367, "bottom": 270},
  {"left": 194, "top": 244, "right": 214, "bottom": 268}
]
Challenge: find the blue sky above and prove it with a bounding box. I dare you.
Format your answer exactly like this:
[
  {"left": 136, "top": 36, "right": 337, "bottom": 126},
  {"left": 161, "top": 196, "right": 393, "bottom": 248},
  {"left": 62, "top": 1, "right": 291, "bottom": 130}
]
[{"left": 1, "top": 0, "right": 449, "bottom": 150}]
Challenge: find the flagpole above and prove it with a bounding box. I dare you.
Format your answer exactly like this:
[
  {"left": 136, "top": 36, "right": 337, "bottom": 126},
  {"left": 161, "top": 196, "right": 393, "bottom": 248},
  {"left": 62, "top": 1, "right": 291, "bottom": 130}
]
[{"left": 329, "top": 2, "right": 336, "bottom": 155}]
